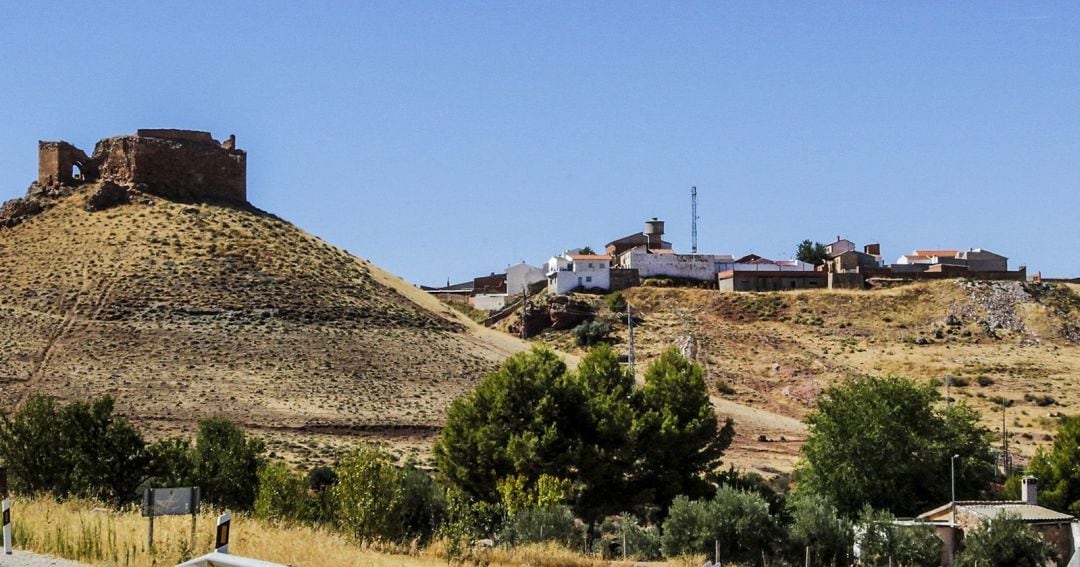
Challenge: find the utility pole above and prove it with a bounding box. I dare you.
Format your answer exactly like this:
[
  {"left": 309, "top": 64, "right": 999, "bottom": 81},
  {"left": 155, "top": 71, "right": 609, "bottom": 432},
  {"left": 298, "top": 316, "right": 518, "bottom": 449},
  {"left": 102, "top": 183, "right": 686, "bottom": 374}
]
[
  {"left": 520, "top": 286, "right": 528, "bottom": 341},
  {"left": 1002, "top": 398, "right": 1010, "bottom": 478},
  {"left": 627, "top": 302, "right": 635, "bottom": 377},
  {"left": 691, "top": 186, "right": 699, "bottom": 254}
]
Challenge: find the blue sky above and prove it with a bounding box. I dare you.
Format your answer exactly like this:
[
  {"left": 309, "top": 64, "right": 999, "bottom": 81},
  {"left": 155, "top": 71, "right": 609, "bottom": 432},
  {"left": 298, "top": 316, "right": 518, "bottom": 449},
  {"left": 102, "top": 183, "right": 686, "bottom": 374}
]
[{"left": 1, "top": 2, "right": 1077, "bottom": 282}]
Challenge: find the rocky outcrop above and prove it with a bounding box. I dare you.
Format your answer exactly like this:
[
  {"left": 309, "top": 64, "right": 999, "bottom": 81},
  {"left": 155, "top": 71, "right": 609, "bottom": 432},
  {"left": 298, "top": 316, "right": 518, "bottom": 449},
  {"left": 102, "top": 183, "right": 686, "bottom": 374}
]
[
  {"left": 548, "top": 296, "right": 594, "bottom": 330},
  {"left": 84, "top": 182, "right": 129, "bottom": 212}
]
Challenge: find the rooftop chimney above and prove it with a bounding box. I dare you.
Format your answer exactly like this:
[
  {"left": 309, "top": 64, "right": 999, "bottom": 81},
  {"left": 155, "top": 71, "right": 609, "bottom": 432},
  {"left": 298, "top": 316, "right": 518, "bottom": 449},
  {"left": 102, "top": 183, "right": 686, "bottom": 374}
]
[{"left": 1021, "top": 476, "right": 1038, "bottom": 505}]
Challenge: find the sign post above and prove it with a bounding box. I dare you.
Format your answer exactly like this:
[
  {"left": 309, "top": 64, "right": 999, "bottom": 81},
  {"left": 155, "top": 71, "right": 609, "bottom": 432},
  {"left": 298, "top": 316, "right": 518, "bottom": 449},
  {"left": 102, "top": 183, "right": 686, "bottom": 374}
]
[
  {"left": 215, "top": 512, "right": 231, "bottom": 554},
  {"left": 142, "top": 487, "right": 200, "bottom": 553},
  {"left": 2, "top": 497, "right": 11, "bottom": 555},
  {"left": 2, "top": 467, "right": 10, "bottom": 556}
]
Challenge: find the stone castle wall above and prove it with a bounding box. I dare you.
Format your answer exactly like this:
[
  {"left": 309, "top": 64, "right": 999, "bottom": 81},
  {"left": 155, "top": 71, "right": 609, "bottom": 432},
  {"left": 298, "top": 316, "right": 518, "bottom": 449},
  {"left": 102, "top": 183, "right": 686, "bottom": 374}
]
[{"left": 36, "top": 130, "right": 246, "bottom": 203}]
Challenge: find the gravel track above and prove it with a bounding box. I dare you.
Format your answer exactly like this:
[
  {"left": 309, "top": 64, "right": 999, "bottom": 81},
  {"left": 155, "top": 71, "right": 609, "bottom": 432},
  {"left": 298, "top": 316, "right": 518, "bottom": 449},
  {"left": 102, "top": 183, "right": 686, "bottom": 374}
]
[{"left": 1, "top": 550, "right": 86, "bottom": 566}]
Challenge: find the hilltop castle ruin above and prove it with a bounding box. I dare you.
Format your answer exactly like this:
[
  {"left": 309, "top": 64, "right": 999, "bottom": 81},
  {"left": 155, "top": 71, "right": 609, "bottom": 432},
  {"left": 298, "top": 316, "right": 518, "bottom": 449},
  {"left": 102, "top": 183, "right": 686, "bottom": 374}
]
[{"left": 37, "top": 129, "right": 247, "bottom": 203}]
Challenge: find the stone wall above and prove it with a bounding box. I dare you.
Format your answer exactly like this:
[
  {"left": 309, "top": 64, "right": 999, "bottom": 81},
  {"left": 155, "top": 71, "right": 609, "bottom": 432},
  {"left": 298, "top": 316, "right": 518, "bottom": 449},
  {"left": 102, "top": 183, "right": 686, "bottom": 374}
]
[
  {"left": 92, "top": 132, "right": 246, "bottom": 202},
  {"left": 609, "top": 268, "right": 640, "bottom": 291},
  {"left": 35, "top": 130, "right": 247, "bottom": 204}
]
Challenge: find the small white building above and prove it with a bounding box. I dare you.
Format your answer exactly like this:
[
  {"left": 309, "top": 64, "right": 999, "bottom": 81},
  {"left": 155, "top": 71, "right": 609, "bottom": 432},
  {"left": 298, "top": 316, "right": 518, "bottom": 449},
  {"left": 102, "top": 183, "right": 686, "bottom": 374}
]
[
  {"left": 506, "top": 262, "right": 546, "bottom": 296},
  {"left": 547, "top": 252, "right": 611, "bottom": 294},
  {"left": 617, "top": 246, "right": 734, "bottom": 281}
]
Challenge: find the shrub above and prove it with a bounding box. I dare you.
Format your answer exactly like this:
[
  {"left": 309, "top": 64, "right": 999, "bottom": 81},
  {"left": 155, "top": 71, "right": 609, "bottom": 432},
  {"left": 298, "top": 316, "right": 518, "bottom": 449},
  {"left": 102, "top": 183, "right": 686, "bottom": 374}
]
[
  {"left": 787, "top": 493, "right": 853, "bottom": 566},
  {"left": 332, "top": 448, "right": 445, "bottom": 544},
  {"left": 147, "top": 437, "right": 196, "bottom": 487},
  {"left": 976, "top": 375, "right": 995, "bottom": 387},
  {"left": 0, "top": 395, "right": 150, "bottom": 504},
  {"left": 592, "top": 514, "right": 661, "bottom": 560},
  {"left": 857, "top": 506, "right": 941, "bottom": 566},
  {"left": 192, "top": 417, "right": 265, "bottom": 509},
  {"left": 660, "top": 488, "right": 775, "bottom": 562},
  {"left": 500, "top": 505, "right": 579, "bottom": 547},
  {"left": 572, "top": 319, "right": 612, "bottom": 347},
  {"left": 605, "top": 292, "right": 627, "bottom": 314},
  {"left": 254, "top": 462, "right": 311, "bottom": 523},
  {"left": 955, "top": 514, "right": 1054, "bottom": 567}
]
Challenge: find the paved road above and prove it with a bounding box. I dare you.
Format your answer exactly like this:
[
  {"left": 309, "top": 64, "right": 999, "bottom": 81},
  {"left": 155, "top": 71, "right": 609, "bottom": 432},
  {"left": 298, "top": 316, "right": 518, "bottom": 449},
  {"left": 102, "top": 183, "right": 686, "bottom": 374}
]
[{"left": 2, "top": 550, "right": 85, "bottom": 566}]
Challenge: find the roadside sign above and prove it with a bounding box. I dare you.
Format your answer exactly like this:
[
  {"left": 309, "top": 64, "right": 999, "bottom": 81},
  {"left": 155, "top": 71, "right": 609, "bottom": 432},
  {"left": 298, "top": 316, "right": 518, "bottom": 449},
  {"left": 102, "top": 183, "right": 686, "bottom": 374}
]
[
  {"left": 143, "top": 487, "right": 200, "bottom": 517},
  {"left": 2, "top": 498, "right": 11, "bottom": 555},
  {"left": 143, "top": 487, "right": 200, "bottom": 552},
  {"left": 216, "top": 512, "right": 232, "bottom": 553}
]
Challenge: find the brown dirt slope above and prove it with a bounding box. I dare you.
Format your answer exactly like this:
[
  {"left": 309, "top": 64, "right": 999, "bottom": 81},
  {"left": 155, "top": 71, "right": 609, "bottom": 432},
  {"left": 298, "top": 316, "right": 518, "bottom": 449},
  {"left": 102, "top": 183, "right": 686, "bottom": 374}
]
[
  {"left": 530, "top": 283, "right": 1080, "bottom": 476},
  {"left": 0, "top": 183, "right": 527, "bottom": 465}
]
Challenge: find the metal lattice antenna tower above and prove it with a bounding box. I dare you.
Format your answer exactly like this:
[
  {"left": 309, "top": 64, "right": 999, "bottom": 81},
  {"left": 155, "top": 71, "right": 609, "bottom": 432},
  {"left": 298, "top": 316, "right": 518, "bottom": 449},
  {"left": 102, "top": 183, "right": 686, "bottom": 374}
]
[{"left": 691, "top": 186, "right": 699, "bottom": 253}]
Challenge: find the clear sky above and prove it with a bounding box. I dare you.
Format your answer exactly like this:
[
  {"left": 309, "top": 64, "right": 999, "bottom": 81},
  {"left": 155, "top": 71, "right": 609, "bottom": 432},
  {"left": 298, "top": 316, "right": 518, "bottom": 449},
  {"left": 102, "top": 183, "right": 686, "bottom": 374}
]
[{"left": 1, "top": 2, "right": 1077, "bottom": 282}]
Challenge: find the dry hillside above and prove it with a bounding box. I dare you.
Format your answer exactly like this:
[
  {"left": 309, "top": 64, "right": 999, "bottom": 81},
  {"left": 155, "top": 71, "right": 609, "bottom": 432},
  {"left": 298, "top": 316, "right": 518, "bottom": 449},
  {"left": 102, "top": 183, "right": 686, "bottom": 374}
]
[
  {"left": 526, "top": 282, "right": 1080, "bottom": 476},
  {"left": 0, "top": 182, "right": 529, "bottom": 465}
]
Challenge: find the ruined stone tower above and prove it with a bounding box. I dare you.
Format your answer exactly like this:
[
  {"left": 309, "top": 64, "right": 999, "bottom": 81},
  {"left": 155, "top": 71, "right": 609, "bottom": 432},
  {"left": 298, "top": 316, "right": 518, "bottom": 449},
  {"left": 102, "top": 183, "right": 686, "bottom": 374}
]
[{"left": 36, "top": 129, "right": 247, "bottom": 203}]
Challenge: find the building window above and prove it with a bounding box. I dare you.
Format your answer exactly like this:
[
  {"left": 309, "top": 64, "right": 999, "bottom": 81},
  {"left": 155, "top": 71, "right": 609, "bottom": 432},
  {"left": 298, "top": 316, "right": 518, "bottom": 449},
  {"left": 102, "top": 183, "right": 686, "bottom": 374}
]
[{"left": 586, "top": 276, "right": 592, "bottom": 283}]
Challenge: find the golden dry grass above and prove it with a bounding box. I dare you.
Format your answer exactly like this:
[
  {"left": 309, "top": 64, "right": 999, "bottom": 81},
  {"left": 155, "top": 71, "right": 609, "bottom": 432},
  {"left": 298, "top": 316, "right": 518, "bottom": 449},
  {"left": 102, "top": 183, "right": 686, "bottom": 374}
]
[{"left": 9, "top": 496, "right": 615, "bottom": 567}]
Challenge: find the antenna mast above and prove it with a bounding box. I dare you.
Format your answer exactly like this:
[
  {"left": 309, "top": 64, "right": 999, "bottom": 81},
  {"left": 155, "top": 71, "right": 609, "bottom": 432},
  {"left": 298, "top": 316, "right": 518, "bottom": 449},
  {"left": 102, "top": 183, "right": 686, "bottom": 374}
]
[{"left": 691, "top": 186, "right": 699, "bottom": 254}]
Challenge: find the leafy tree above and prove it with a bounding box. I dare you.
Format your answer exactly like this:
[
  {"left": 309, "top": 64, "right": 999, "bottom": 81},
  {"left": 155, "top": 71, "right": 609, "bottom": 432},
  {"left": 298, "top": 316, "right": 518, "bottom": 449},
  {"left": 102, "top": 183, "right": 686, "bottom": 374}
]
[
  {"left": 0, "top": 395, "right": 149, "bottom": 503},
  {"left": 633, "top": 349, "right": 735, "bottom": 514},
  {"left": 1023, "top": 415, "right": 1080, "bottom": 515},
  {"left": 659, "top": 488, "right": 775, "bottom": 562},
  {"left": 954, "top": 514, "right": 1055, "bottom": 567},
  {"left": 0, "top": 395, "right": 69, "bottom": 496},
  {"left": 579, "top": 246, "right": 596, "bottom": 255},
  {"left": 255, "top": 461, "right": 312, "bottom": 523},
  {"left": 62, "top": 396, "right": 151, "bottom": 503},
  {"left": 193, "top": 416, "right": 265, "bottom": 509},
  {"left": 797, "top": 375, "right": 995, "bottom": 517},
  {"left": 147, "top": 437, "right": 196, "bottom": 487},
  {"left": 796, "top": 239, "right": 829, "bottom": 265},
  {"left": 567, "top": 345, "right": 637, "bottom": 523},
  {"left": 436, "top": 346, "right": 732, "bottom": 528},
  {"left": 787, "top": 493, "right": 853, "bottom": 566},
  {"left": 786, "top": 490, "right": 851, "bottom": 565},
  {"left": 857, "top": 506, "right": 941, "bottom": 567},
  {"left": 434, "top": 347, "right": 578, "bottom": 504}
]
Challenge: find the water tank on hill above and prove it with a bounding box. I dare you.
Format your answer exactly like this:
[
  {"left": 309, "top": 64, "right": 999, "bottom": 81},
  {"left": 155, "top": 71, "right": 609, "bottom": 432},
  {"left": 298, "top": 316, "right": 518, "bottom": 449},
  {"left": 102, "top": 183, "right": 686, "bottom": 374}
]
[{"left": 645, "top": 218, "right": 665, "bottom": 249}]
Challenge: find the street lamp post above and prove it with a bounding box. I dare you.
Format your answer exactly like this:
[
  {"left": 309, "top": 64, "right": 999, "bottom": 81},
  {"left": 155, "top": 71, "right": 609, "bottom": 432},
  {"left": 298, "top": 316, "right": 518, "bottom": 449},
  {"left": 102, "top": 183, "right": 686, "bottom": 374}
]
[{"left": 950, "top": 454, "right": 959, "bottom": 525}]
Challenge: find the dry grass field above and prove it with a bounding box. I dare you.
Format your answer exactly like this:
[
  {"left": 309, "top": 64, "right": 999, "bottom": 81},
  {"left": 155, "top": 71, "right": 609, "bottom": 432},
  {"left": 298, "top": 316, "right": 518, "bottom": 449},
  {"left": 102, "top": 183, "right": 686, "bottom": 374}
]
[
  {"left": 532, "top": 282, "right": 1080, "bottom": 476},
  {"left": 9, "top": 496, "right": 616, "bottom": 567},
  {"left": 0, "top": 184, "right": 530, "bottom": 466}
]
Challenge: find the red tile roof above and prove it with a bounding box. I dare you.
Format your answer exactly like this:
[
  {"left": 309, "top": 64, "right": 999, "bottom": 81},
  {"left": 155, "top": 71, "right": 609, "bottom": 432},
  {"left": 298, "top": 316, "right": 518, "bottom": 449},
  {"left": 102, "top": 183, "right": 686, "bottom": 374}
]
[{"left": 568, "top": 254, "right": 611, "bottom": 261}]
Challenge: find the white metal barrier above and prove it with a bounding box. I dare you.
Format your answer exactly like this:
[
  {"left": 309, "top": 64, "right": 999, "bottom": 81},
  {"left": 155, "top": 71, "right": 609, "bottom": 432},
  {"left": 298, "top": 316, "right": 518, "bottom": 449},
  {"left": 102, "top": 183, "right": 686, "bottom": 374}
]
[{"left": 175, "top": 551, "right": 288, "bottom": 567}]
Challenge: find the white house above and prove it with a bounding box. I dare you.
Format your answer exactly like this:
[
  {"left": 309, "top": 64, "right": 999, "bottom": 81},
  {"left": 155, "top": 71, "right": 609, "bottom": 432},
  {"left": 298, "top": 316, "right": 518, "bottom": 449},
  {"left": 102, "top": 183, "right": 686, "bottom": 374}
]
[
  {"left": 617, "top": 246, "right": 735, "bottom": 281},
  {"left": 506, "top": 262, "right": 546, "bottom": 296},
  {"left": 547, "top": 251, "right": 611, "bottom": 294}
]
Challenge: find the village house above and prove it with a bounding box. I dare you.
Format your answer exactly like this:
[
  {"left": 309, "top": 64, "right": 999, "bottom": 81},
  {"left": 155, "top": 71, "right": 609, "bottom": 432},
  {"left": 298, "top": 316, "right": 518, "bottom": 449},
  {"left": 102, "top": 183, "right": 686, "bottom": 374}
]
[
  {"left": 717, "top": 255, "right": 825, "bottom": 291},
  {"left": 616, "top": 245, "right": 734, "bottom": 282},
  {"left": 605, "top": 218, "right": 672, "bottom": 258},
  {"left": 825, "top": 236, "right": 856, "bottom": 257},
  {"left": 547, "top": 250, "right": 612, "bottom": 294},
  {"left": 916, "top": 477, "right": 1079, "bottom": 567},
  {"left": 506, "top": 262, "right": 546, "bottom": 296}
]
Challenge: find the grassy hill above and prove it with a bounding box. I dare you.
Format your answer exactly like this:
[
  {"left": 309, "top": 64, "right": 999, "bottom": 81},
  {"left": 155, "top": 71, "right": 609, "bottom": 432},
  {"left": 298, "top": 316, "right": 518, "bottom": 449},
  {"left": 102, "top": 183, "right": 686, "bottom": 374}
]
[
  {"left": 0, "top": 182, "right": 528, "bottom": 465},
  {"left": 525, "top": 282, "right": 1080, "bottom": 476}
]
